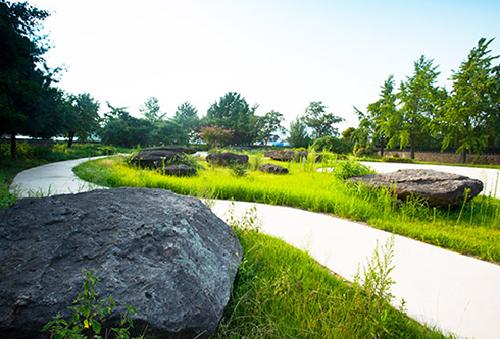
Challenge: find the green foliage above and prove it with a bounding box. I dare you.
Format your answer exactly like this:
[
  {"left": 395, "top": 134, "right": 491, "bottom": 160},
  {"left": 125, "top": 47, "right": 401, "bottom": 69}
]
[
  {"left": 312, "top": 135, "right": 352, "bottom": 154},
  {"left": 43, "top": 271, "right": 142, "bottom": 339},
  {"left": 329, "top": 157, "right": 373, "bottom": 179},
  {"left": 213, "top": 209, "right": 445, "bottom": 338},
  {"left": 76, "top": 157, "right": 500, "bottom": 263},
  {"left": 302, "top": 101, "right": 344, "bottom": 138},
  {"left": 205, "top": 92, "right": 258, "bottom": 145},
  {"left": 287, "top": 118, "right": 311, "bottom": 148},
  {"left": 139, "top": 97, "right": 165, "bottom": 123},
  {"left": 230, "top": 163, "right": 249, "bottom": 177},
  {"left": 173, "top": 102, "right": 200, "bottom": 143},
  {"left": 64, "top": 93, "right": 101, "bottom": 147},
  {"left": 199, "top": 125, "right": 233, "bottom": 148},
  {"left": 439, "top": 38, "right": 499, "bottom": 162},
  {"left": 0, "top": 1, "right": 64, "bottom": 158},
  {"left": 255, "top": 110, "right": 285, "bottom": 145},
  {"left": 249, "top": 153, "right": 263, "bottom": 171},
  {"left": 383, "top": 156, "right": 415, "bottom": 163}
]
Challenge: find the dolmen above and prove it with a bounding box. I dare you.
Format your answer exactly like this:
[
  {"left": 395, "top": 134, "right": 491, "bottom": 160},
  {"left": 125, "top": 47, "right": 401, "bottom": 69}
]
[
  {"left": 206, "top": 152, "right": 248, "bottom": 166},
  {"left": 350, "top": 169, "right": 483, "bottom": 207},
  {"left": 0, "top": 188, "right": 242, "bottom": 338},
  {"left": 264, "top": 150, "right": 308, "bottom": 162},
  {"left": 130, "top": 146, "right": 197, "bottom": 176},
  {"left": 259, "top": 164, "right": 289, "bottom": 174}
]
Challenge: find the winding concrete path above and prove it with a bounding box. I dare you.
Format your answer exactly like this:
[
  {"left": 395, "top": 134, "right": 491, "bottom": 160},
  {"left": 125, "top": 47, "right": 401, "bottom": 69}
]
[{"left": 9, "top": 158, "right": 500, "bottom": 339}]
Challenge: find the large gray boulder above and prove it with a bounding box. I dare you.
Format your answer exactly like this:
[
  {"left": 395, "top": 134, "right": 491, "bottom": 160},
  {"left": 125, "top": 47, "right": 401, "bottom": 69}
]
[
  {"left": 350, "top": 169, "right": 483, "bottom": 207},
  {"left": 0, "top": 188, "right": 242, "bottom": 338},
  {"left": 259, "top": 163, "right": 289, "bottom": 174},
  {"left": 130, "top": 147, "right": 197, "bottom": 173},
  {"left": 206, "top": 152, "right": 248, "bottom": 166}
]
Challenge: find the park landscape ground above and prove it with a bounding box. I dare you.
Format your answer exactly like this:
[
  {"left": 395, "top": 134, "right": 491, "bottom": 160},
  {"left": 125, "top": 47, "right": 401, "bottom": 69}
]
[{"left": 3, "top": 146, "right": 500, "bottom": 338}]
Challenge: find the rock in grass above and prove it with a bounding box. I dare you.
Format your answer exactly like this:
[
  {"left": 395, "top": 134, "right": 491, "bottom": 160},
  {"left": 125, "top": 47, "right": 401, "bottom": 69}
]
[
  {"left": 350, "top": 169, "right": 483, "bottom": 207},
  {"left": 264, "top": 150, "right": 310, "bottom": 162},
  {"left": 163, "top": 164, "right": 197, "bottom": 176},
  {"left": 206, "top": 152, "right": 248, "bottom": 166},
  {"left": 130, "top": 147, "right": 196, "bottom": 169},
  {"left": 259, "top": 163, "right": 289, "bottom": 174},
  {"left": 0, "top": 188, "right": 242, "bottom": 338}
]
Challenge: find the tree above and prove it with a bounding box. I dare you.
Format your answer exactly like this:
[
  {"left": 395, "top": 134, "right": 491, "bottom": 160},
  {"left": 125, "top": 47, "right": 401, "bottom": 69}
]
[
  {"left": 302, "top": 101, "right": 344, "bottom": 138},
  {"left": 173, "top": 102, "right": 200, "bottom": 143},
  {"left": 199, "top": 126, "right": 233, "bottom": 148},
  {"left": 151, "top": 119, "right": 187, "bottom": 146},
  {"left": 366, "top": 75, "right": 398, "bottom": 156},
  {"left": 101, "top": 103, "right": 152, "bottom": 147},
  {"left": 139, "top": 97, "right": 165, "bottom": 122},
  {"left": 255, "top": 110, "right": 285, "bottom": 145},
  {"left": 394, "top": 56, "right": 445, "bottom": 159},
  {"left": 0, "top": 1, "right": 56, "bottom": 158},
  {"left": 287, "top": 118, "right": 311, "bottom": 148},
  {"left": 439, "top": 38, "right": 500, "bottom": 163},
  {"left": 206, "top": 92, "right": 258, "bottom": 145},
  {"left": 64, "top": 93, "right": 100, "bottom": 147}
]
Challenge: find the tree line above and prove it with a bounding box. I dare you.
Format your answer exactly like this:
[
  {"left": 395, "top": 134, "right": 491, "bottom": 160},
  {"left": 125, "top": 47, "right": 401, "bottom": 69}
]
[{"left": 350, "top": 39, "right": 499, "bottom": 162}]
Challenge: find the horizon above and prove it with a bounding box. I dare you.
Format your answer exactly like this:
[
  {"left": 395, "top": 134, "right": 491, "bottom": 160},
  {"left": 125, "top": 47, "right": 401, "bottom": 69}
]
[{"left": 29, "top": 0, "right": 500, "bottom": 131}]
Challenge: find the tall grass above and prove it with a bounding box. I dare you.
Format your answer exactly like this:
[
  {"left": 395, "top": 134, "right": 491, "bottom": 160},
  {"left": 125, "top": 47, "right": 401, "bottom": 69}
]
[
  {"left": 74, "top": 156, "right": 500, "bottom": 263},
  {"left": 214, "top": 207, "right": 447, "bottom": 338}
]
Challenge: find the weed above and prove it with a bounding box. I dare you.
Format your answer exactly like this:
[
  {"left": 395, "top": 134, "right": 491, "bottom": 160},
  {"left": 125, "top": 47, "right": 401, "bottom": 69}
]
[{"left": 43, "top": 271, "right": 144, "bottom": 339}]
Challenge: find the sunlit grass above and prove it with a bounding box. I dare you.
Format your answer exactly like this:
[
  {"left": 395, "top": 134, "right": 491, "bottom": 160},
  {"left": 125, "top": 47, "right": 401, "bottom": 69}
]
[
  {"left": 74, "top": 156, "right": 500, "bottom": 263},
  {"left": 214, "top": 228, "right": 447, "bottom": 338}
]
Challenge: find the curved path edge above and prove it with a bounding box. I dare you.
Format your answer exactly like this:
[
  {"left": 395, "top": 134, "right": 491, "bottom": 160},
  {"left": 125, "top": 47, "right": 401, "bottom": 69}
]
[{"left": 9, "top": 157, "right": 500, "bottom": 339}]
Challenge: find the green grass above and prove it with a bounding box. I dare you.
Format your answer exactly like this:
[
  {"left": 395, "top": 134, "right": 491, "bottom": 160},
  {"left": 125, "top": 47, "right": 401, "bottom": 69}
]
[
  {"left": 75, "top": 156, "right": 500, "bottom": 263},
  {"left": 213, "top": 214, "right": 447, "bottom": 338},
  {"left": 0, "top": 143, "right": 130, "bottom": 209}
]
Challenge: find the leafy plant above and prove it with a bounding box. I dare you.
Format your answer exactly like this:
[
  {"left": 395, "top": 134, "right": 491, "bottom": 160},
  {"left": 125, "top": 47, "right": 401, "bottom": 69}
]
[
  {"left": 229, "top": 163, "right": 248, "bottom": 177},
  {"left": 43, "top": 271, "right": 143, "bottom": 339}
]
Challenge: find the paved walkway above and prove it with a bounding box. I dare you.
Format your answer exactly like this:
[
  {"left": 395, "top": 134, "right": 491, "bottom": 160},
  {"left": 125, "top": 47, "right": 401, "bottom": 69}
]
[{"left": 9, "top": 158, "right": 500, "bottom": 339}]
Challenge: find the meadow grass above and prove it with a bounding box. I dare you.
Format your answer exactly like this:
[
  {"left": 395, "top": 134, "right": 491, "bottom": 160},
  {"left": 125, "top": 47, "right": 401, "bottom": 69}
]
[
  {"left": 213, "top": 209, "right": 448, "bottom": 338},
  {"left": 74, "top": 156, "right": 500, "bottom": 263}
]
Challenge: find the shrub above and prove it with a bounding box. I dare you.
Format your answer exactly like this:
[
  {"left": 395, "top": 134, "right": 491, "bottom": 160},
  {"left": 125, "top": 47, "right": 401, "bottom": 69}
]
[
  {"left": 312, "top": 136, "right": 352, "bottom": 154},
  {"left": 382, "top": 156, "right": 415, "bottom": 163},
  {"left": 331, "top": 158, "right": 372, "bottom": 179},
  {"left": 230, "top": 163, "right": 248, "bottom": 177},
  {"left": 354, "top": 146, "right": 376, "bottom": 157}
]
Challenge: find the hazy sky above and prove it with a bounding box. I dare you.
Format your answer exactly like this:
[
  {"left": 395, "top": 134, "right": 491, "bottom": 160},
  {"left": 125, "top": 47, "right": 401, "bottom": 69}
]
[{"left": 29, "top": 0, "right": 500, "bottom": 131}]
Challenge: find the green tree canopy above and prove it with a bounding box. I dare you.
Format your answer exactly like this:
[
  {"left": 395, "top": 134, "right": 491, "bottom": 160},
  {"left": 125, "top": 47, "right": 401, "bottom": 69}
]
[
  {"left": 206, "top": 92, "right": 258, "bottom": 145},
  {"left": 302, "top": 101, "right": 344, "bottom": 138},
  {"left": 439, "top": 38, "right": 499, "bottom": 162},
  {"left": 287, "top": 118, "right": 311, "bottom": 148},
  {"left": 366, "top": 75, "right": 398, "bottom": 156},
  {"left": 255, "top": 110, "right": 285, "bottom": 145},
  {"left": 0, "top": 0, "right": 58, "bottom": 158},
  {"left": 174, "top": 102, "right": 200, "bottom": 143},
  {"left": 63, "top": 93, "right": 100, "bottom": 147},
  {"left": 394, "top": 56, "right": 446, "bottom": 158},
  {"left": 139, "top": 97, "right": 165, "bottom": 123}
]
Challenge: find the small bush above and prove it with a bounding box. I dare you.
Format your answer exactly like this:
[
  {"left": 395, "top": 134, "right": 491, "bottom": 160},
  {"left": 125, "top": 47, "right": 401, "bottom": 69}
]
[
  {"left": 383, "top": 156, "right": 414, "bottom": 163},
  {"left": 354, "top": 146, "right": 376, "bottom": 157},
  {"left": 331, "top": 158, "right": 373, "bottom": 179},
  {"left": 230, "top": 163, "right": 248, "bottom": 177}
]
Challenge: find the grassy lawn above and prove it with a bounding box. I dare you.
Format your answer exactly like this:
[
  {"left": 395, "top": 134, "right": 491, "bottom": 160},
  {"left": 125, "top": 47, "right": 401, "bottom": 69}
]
[
  {"left": 75, "top": 156, "right": 500, "bottom": 263},
  {"left": 214, "top": 223, "right": 447, "bottom": 338},
  {"left": 0, "top": 143, "right": 129, "bottom": 209}
]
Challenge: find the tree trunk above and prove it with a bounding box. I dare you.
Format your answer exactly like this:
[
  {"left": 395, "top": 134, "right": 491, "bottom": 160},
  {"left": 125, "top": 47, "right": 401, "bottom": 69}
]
[
  {"left": 67, "top": 132, "right": 74, "bottom": 148},
  {"left": 460, "top": 150, "right": 466, "bottom": 164},
  {"left": 410, "top": 136, "right": 415, "bottom": 160},
  {"left": 380, "top": 137, "right": 385, "bottom": 157},
  {"left": 10, "top": 133, "right": 16, "bottom": 159}
]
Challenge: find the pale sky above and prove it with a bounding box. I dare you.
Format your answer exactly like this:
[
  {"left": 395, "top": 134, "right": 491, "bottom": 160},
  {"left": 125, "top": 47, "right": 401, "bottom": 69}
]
[{"left": 29, "top": 0, "right": 500, "bottom": 131}]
